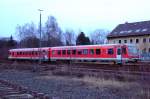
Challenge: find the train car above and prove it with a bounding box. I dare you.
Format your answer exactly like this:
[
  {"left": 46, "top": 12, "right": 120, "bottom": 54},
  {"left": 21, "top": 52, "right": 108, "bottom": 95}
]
[
  {"left": 50, "top": 44, "right": 140, "bottom": 63},
  {"left": 8, "top": 47, "right": 51, "bottom": 61},
  {"left": 8, "top": 44, "right": 140, "bottom": 64}
]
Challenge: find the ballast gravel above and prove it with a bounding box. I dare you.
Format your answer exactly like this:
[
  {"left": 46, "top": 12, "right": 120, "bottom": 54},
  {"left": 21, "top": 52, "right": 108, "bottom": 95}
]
[{"left": 0, "top": 70, "right": 149, "bottom": 99}]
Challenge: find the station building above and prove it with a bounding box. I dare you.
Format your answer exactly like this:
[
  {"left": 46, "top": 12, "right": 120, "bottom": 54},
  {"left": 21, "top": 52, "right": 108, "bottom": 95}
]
[{"left": 107, "top": 20, "right": 150, "bottom": 54}]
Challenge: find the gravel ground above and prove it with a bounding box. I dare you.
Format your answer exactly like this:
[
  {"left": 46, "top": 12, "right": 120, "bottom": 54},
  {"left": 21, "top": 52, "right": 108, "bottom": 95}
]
[{"left": 0, "top": 70, "right": 149, "bottom": 99}]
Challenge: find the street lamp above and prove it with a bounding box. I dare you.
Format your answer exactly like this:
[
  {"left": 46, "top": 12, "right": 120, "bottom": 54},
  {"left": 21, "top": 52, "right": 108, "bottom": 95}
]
[{"left": 38, "top": 9, "right": 43, "bottom": 64}]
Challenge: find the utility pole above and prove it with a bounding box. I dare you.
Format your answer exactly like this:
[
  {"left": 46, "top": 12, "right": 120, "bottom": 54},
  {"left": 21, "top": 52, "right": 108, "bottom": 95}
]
[{"left": 38, "top": 9, "right": 43, "bottom": 64}]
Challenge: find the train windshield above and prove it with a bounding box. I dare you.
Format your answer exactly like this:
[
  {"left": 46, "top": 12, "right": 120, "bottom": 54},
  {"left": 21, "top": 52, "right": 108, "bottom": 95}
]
[{"left": 128, "top": 45, "right": 138, "bottom": 55}]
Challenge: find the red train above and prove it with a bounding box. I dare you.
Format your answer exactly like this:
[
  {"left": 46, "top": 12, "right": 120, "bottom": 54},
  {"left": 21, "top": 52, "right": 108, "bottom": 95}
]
[{"left": 8, "top": 44, "right": 140, "bottom": 64}]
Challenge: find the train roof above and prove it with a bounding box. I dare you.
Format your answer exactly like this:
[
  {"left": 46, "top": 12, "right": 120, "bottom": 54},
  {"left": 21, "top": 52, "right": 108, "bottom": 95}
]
[
  {"left": 51, "top": 44, "right": 136, "bottom": 49},
  {"left": 9, "top": 44, "right": 136, "bottom": 51},
  {"left": 9, "top": 47, "right": 51, "bottom": 52}
]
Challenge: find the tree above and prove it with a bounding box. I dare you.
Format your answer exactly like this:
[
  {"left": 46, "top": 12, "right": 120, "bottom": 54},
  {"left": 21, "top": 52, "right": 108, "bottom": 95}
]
[
  {"left": 16, "top": 22, "right": 39, "bottom": 48},
  {"left": 90, "top": 29, "right": 109, "bottom": 44},
  {"left": 0, "top": 36, "right": 17, "bottom": 59},
  {"left": 7, "top": 35, "right": 17, "bottom": 48},
  {"left": 64, "top": 29, "right": 76, "bottom": 46},
  {"left": 20, "top": 36, "right": 39, "bottom": 48},
  {"left": 76, "top": 32, "right": 90, "bottom": 45},
  {"left": 44, "top": 16, "right": 63, "bottom": 46}
]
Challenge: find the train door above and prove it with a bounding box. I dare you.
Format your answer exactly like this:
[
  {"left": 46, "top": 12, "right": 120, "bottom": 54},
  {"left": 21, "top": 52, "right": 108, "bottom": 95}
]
[
  {"left": 42, "top": 50, "right": 48, "bottom": 61},
  {"left": 117, "top": 47, "right": 122, "bottom": 63}
]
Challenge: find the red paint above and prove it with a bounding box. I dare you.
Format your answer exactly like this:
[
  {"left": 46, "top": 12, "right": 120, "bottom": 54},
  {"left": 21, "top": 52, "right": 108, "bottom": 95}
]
[{"left": 8, "top": 44, "right": 140, "bottom": 62}]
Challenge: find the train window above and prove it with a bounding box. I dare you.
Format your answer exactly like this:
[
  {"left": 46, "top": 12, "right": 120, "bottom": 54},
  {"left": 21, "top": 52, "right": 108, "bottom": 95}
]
[
  {"left": 90, "top": 49, "right": 94, "bottom": 55},
  {"left": 108, "top": 48, "right": 114, "bottom": 55},
  {"left": 35, "top": 51, "right": 38, "bottom": 55},
  {"left": 62, "top": 50, "right": 66, "bottom": 55},
  {"left": 32, "top": 51, "right": 34, "bottom": 55},
  {"left": 78, "top": 50, "right": 82, "bottom": 55},
  {"left": 25, "top": 52, "right": 27, "bottom": 55},
  {"left": 17, "top": 52, "right": 19, "bottom": 55},
  {"left": 96, "top": 49, "right": 101, "bottom": 55},
  {"left": 117, "top": 49, "right": 121, "bottom": 55},
  {"left": 57, "top": 50, "right": 61, "bottom": 55},
  {"left": 52, "top": 50, "right": 55, "bottom": 55},
  {"left": 83, "top": 49, "right": 88, "bottom": 55},
  {"left": 67, "top": 50, "right": 71, "bottom": 55},
  {"left": 122, "top": 47, "right": 126, "bottom": 54},
  {"left": 72, "top": 50, "right": 76, "bottom": 55}
]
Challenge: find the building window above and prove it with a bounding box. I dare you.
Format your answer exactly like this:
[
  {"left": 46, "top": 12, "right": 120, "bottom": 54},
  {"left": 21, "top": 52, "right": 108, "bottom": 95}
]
[
  {"left": 119, "top": 40, "right": 121, "bottom": 44},
  {"left": 142, "top": 48, "right": 146, "bottom": 53},
  {"left": 130, "top": 39, "right": 133, "bottom": 43},
  {"left": 124, "top": 40, "right": 127, "bottom": 43},
  {"left": 113, "top": 40, "right": 115, "bottom": 44},
  {"left": 143, "top": 38, "right": 146, "bottom": 43},
  {"left": 136, "top": 39, "right": 139, "bottom": 43}
]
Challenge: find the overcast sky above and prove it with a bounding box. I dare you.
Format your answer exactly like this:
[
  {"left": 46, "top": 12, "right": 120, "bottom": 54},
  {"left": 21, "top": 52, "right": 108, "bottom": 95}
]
[{"left": 1, "top": 0, "right": 150, "bottom": 38}]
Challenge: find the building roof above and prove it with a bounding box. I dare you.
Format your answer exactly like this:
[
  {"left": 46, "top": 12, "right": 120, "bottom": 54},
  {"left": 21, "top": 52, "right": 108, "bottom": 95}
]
[
  {"left": 107, "top": 20, "right": 150, "bottom": 38},
  {"left": 0, "top": 37, "right": 10, "bottom": 41}
]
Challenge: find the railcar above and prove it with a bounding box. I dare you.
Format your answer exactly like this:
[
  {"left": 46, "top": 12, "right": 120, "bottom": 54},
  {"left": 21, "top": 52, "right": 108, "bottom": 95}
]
[
  {"left": 8, "top": 47, "right": 51, "bottom": 61},
  {"left": 50, "top": 44, "right": 140, "bottom": 63},
  {"left": 8, "top": 44, "right": 140, "bottom": 64}
]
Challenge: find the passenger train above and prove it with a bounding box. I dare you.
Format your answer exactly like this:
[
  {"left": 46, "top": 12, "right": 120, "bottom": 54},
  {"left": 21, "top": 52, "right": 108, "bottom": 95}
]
[{"left": 8, "top": 44, "right": 140, "bottom": 64}]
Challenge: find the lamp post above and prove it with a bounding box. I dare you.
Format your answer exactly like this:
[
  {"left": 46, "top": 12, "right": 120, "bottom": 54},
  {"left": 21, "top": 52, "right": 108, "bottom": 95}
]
[{"left": 38, "top": 9, "right": 43, "bottom": 64}]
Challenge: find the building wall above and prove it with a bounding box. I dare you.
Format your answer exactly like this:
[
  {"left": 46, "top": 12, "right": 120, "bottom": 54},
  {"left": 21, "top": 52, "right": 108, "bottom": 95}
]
[{"left": 108, "top": 35, "right": 150, "bottom": 53}]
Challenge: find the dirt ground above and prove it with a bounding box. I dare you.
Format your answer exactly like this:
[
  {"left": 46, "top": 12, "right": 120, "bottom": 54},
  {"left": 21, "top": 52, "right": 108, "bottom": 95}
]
[{"left": 0, "top": 70, "right": 149, "bottom": 99}]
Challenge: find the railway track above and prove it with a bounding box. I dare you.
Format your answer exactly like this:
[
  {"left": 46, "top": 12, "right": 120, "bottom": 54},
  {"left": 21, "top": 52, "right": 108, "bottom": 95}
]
[
  {"left": 1, "top": 60, "right": 150, "bottom": 71},
  {"left": 0, "top": 79, "right": 49, "bottom": 99},
  {"left": 1, "top": 60, "right": 150, "bottom": 72},
  {"left": 1, "top": 60, "right": 150, "bottom": 78},
  {"left": 48, "top": 62, "right": 150, "bottom": 82}
]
